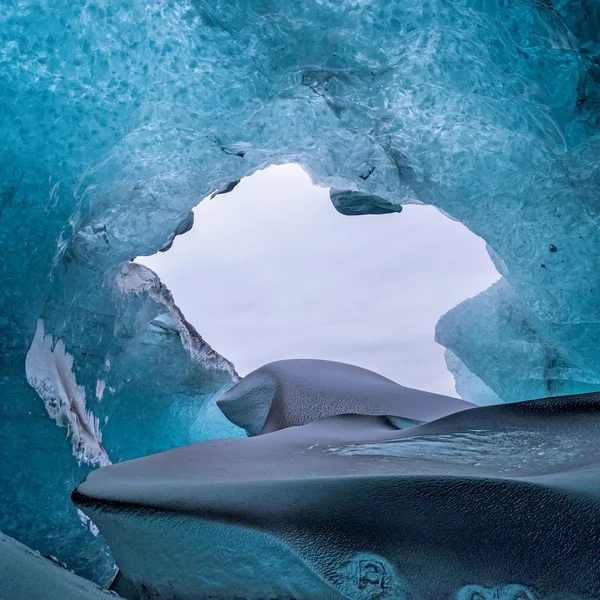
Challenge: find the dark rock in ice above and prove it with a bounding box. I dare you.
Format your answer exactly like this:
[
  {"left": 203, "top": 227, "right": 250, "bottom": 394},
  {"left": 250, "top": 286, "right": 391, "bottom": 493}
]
[
  {"left": 329, "top": 189, "right": 403, "bottom": 216},
  {"left": 0, "top": 530, "right": 118, "bottom": 600},
  {"left": 74, "top": 391, "right": 600, "bottom": 600},
  {"left": 217, "top": 359, "right": 474, "bottom": 436}
]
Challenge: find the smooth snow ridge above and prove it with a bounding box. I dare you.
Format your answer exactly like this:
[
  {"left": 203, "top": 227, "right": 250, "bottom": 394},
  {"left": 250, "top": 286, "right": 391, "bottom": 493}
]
[{"left": 25, "top": 320, "right": 110, "bottom": 467}]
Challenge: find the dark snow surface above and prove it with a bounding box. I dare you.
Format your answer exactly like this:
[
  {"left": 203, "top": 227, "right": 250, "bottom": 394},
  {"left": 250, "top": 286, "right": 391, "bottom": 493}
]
[
  {"left": 0, "top": 531, "right": 116, "bottom": 600},
  {"left": 75, "top": 391, "right": 600, "bottom": 600},
  {"left": 216, "top": 359, "right": 474, "bottom": 436}
]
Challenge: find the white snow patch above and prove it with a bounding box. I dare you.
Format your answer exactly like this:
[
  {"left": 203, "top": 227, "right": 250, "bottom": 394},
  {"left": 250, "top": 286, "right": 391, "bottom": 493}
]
[
  {"left": 77, "top": 509, "right": 100, "bottom": 537},
  {"left": 95, "top": 379, "right": 106, "bottom": 401},
  {"left": 115, "top": 262, "right": 157, "bottom": 294},
  {"left": 25, "top": 320, "right": 110, "bottom": 467}
]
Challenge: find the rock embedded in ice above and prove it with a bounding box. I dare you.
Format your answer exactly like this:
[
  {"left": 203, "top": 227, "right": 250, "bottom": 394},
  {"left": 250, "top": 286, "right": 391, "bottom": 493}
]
[
  {"left": 74, "top": 391, "right": 600, "bottom": 600},
  {"left": 217, "top": 359, "right": 474, "bottom": 436},
  {"left": 0, "top": 531, "right": 119, "bottom": 600}
]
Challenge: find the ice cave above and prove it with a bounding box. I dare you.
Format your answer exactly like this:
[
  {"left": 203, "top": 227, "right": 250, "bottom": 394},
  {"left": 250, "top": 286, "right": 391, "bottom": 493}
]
[{"left": 1, "top": 0, "right": 600, "bottom": 598}]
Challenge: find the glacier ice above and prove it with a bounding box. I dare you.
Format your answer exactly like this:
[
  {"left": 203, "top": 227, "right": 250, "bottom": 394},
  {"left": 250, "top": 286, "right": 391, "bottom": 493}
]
[
  {"left": 443, "top": 349, "right": 502, "bottom": 407},
  {"left": 2, "top": 0, "right": 600, "bottom": 587},
  {"left": 26, "top": 319, "right": 110, "bottom": 468},
  {"left": 217, "top": 359, "right": 474, "bottom": 435},
  {"left": 158, "top": 211, "right": 194, "bottom": 253},
  {"left": 8, "top": 261, "right": 241, "bottom": 584},
  {"left": 436, "top": 278, "right": 600, "bottom": 404},
  {"left": 0, "top": 530, "right": 119, "bottom": 600},
  {"left": 74, "top": 390, "right": 600, "bottom": 600}
]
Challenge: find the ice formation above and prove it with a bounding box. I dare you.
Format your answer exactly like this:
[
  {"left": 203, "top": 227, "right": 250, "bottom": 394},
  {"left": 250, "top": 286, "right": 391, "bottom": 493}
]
[
  {"left": 329, "top": 190, "right": 404, "bottom": 217},
  {"left": 3, "top": 260, "right": 242, "bottom": 584},
  {"left": 26, "top": 319, "right": 110, "bottom": 468},
  {"left": 0, "top": 531, "right": 118, "bottom": 600},
  {"left": 75, "top": 390, "right": 600, "bottom": 600},
  {"left": 217, "top": 359, "right": 474, "bottom": 435},
  {"left": 2, "top": 0, "right": 600, "bottom": 589}
]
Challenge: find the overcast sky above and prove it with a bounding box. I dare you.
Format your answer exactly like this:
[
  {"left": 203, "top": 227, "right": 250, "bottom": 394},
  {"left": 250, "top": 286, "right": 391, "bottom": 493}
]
[{"left": 138, "top": 164, "right": 499, "bottom": 397}]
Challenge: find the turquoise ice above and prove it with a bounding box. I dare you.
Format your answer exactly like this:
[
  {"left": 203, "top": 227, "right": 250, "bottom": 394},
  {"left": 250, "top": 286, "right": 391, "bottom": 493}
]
[{"left": 1, "top": 0, "right": 600, "bottom": 584}]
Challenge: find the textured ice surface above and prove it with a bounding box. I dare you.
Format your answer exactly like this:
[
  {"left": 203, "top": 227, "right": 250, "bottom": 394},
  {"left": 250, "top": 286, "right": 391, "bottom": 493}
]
[
  {"left": 217, "top": 359, "right": 474, "bottom": 435},
  {"left": 2, "top": 0, "right": 600, "bottom": 583},
  {"left": 103, "top": 513, "right": 345, "bottom": 600},
  {"left": 26, "top": 319, "right": 110, "bottom": 468},
  {"left": 437, "top": 279, "right": 600, "bottom": 404},
  {"left": 0, "top": 530, "right": 119, "bottom": 600},
  {"left": 75, "top": 392, "right": 600, "bottom": 600},
  {"left": 5, "top": 260, "right": 241, "bottom": 584}
]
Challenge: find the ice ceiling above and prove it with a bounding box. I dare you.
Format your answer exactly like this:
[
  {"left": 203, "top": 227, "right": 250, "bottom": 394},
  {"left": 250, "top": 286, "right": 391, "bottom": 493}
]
[{"left": 1, "top": 0, "right": 600, "bottom": 585}]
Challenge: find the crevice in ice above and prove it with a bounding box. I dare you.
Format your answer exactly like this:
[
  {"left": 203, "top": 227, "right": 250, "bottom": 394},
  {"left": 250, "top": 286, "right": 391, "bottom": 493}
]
[{"left": 25, "top": 320, "right": 110, "bottom": 468}]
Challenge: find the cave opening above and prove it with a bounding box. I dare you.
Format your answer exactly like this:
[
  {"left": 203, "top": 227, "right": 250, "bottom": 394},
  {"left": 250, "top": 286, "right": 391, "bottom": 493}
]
[{"left": 137, "top": 163, "right": 500, "bottom": 398}]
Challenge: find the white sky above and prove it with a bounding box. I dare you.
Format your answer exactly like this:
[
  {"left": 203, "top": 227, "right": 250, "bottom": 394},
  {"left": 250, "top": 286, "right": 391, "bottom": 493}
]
[{"left": 138, "top": 164, "right": 499, "bottom": 397}]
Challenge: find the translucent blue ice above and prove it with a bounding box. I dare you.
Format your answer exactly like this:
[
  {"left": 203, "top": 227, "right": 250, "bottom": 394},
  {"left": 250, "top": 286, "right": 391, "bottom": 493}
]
[
  {"left": 1, "top": 0, "right": 600, "bottom": 583},
  {"left": 15, "top": 262, "right": 242, "bottom": 583}
]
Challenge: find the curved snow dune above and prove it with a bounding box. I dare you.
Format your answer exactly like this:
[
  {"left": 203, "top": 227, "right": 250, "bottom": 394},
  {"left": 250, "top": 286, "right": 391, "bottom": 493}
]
[
  {"left": 216, "top": 359, "right": 475, "bottom": 436},
  {"left": 74, "top": 393, "right": 600, "bottom": 600}
]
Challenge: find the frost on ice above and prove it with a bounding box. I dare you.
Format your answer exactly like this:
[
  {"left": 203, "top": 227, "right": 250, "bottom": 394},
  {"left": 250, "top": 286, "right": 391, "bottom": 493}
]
[{"left": 25, "top": 320, "right": 110, "bottom": 468}]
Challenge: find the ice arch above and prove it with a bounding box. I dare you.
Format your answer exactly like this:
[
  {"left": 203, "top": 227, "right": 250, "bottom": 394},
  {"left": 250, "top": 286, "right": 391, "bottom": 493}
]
[
  {"left": 140, "top": 163, "right": 499, "bottom": 397},
  {"left": 1, "top": 0, "right": 600, "bottom": 584}
]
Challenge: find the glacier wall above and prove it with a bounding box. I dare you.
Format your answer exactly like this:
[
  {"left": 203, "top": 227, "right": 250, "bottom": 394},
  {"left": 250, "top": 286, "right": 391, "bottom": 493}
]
[
  {"left": 1, "top": 0, "right": 600, "bottom": 584},
  {"left": 6, "top": 257, "right": 241, "bottom": 584}
]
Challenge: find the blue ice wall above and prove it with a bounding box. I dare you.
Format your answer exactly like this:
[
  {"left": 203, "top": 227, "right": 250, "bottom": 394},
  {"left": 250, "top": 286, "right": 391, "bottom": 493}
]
[{"left": 1, "top": 0, "right": 600, "bottom": 583}]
